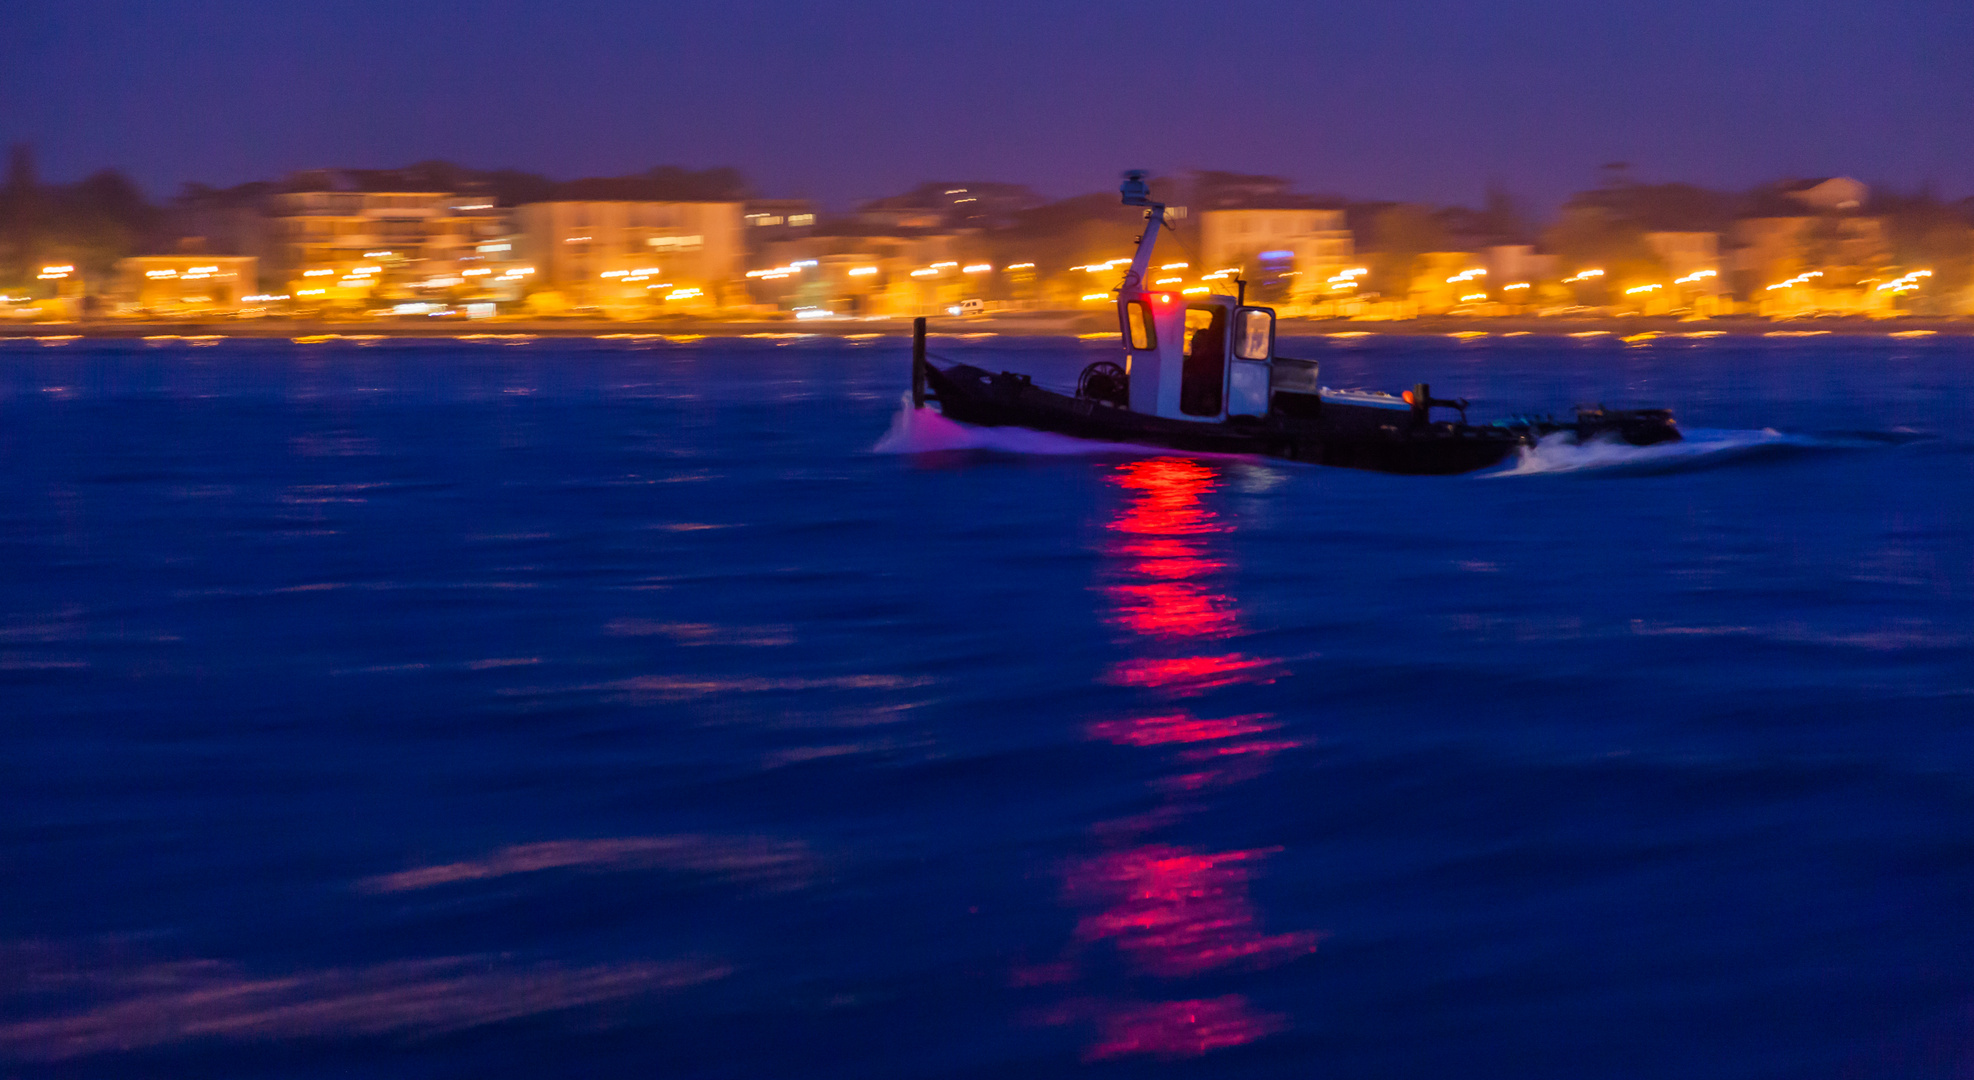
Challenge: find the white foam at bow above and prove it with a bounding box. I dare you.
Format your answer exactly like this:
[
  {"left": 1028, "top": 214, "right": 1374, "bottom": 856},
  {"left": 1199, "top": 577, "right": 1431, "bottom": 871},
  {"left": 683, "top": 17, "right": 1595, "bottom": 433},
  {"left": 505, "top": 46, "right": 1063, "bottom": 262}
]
[{"left": 872, "top": 395, "right": 1152, "bottom": 456}]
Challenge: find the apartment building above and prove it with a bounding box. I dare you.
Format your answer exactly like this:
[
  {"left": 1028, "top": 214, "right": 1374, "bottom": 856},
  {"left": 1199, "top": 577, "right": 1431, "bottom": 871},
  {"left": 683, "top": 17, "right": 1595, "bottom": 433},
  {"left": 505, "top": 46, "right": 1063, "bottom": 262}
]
[
  {"left": 1197, "top": 207, "right": 1353, "bottom": 307},
  {"left": 263, "top": 185, "right": 517, "bottom": 309},
  {"left": 113, "top": 255, "right": 259, "bottom": 313},
  {"left": 515, "top": 201, "right": 744, "bottom": 311},
  {"left": 1408, "top": 251, "right": 1485, "bottom": 314},
  {"left": 1481, "top": 245, "right": 1558, "bottom": 289},
  {"left": 1733, "top": 215, "right": 1892, "bottom": 315},
  {"left": 1643, "top": 233, "right": 1722, "bottom": 288},
  {"left": 754, "top": 230, "right": 964, "bottom": 316}
]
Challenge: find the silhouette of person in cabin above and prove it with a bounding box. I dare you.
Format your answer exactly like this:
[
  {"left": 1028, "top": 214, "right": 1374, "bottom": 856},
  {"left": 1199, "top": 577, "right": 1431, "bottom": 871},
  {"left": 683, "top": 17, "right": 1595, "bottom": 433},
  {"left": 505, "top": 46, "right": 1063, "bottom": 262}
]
[{"left": 1181, "top": 323, "right": 1224, "bottom": 416}]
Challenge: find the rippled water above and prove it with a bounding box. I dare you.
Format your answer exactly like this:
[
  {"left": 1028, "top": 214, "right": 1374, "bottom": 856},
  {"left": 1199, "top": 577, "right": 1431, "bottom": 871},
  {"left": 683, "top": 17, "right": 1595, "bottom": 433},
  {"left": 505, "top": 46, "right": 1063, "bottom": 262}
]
[{"left": 4, "top": 334, "right": 1972, "bottom": 1078}]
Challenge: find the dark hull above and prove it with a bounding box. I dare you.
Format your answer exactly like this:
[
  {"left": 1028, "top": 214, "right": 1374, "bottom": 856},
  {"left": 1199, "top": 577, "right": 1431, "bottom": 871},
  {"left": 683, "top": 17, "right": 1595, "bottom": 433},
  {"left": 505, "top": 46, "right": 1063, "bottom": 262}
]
[{"left": 924, "top": 362, "right": 1524, "bottom": 475}]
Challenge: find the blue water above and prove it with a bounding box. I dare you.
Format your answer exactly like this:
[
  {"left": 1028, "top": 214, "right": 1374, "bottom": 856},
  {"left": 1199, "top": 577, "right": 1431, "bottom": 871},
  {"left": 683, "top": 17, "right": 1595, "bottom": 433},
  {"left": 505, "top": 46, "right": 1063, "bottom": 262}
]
[{"left": 3, "top": 333, "right": 1972, "bottom": 1078}]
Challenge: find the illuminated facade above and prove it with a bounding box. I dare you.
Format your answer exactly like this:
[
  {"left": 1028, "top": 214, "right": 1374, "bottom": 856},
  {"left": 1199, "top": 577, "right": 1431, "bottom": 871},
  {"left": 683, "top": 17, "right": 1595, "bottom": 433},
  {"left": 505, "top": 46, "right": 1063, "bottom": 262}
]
[
  {"left": 743, "top": 199, "right": 818, "bottom": 235},
  {"left": 1643, "top": 232, "right": 1722, "bottom": 291},
  {"left": 1408, "top": 251, "right": 1484, "bottom": 314},
  {"left": 1196, "top": 208, "right": 1352, "bottom": 308},
  {"left": 753, "top": 232, "right": 963, "bottom": 316},
  {"left": 268, "top": 190, "right": 509, "bottom": 305},
  {"left": 113, "top": 255, "right": 258, "bottom": 313},
  {"left": 1480, "top": 245, "right": 1557, "bottom": 292},
  {"left": 515, "top": 201, "right": 744, "bottom": 312},
  {"left": 1732, "top": 215, "right": 1893, "bottom": 315}
]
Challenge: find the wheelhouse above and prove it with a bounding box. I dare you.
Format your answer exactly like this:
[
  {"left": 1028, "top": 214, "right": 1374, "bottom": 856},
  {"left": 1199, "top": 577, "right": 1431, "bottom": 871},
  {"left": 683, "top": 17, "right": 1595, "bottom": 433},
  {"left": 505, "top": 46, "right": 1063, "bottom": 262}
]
[{"left": 1115, "top": 290, "right": 1280, "bottom": 422}]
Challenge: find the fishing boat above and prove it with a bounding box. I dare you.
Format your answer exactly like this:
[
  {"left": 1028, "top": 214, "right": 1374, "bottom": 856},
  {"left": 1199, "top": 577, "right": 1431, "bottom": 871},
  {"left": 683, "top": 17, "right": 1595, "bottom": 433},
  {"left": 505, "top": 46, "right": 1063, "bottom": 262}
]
[{"left": 910, "top": 171, "right": 1680, "bottom": 475}]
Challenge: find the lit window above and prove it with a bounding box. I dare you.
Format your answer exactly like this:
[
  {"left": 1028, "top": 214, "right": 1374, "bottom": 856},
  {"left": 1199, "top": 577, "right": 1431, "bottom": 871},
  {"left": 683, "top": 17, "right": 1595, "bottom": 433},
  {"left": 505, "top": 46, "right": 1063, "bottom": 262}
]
[
  {"left": 1123, "top": 300, "right": 1155, "bottom": 350},
  {"left": 1234, "top": 308, "right": 1273, "bottom": 360},
  {"left": 1183, "top": 307, "right": 1218, "bottom": 356}
]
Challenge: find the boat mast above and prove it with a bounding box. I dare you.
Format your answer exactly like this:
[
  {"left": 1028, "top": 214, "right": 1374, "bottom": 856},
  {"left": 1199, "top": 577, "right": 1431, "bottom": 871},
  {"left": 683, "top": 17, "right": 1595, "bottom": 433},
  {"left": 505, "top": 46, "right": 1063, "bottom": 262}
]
[{"left": 1116, "top": 170, "right": 1168, "bottom": 296}]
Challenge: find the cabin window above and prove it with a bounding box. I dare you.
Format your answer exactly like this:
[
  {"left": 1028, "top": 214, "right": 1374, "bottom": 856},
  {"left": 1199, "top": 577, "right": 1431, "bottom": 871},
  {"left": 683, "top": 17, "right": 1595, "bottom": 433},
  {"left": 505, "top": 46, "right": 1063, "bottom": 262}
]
[
  {"left": 1234, "top": 308, "right": 1274, "bottom": 360},
  {"left": 1123, "top": 300, "right": 1156, "bottom": 350},
  {"left": 1182, "top": 307, "right": 1218, "bottom": 354},
  {"left": 1180, "top": 305, "right": 1226, "bottom": 417}
]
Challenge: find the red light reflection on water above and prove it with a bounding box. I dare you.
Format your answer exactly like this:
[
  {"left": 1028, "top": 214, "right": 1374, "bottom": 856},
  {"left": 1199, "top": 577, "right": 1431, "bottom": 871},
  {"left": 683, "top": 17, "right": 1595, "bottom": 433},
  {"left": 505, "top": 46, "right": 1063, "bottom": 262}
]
[
  {"left": 1088, "top": 712, "right": 1279, "bottom": 747},
  {"left": 1089, "top": 710, "right": 1303, "bottom": 794},
  {"left": 1067, "top": 846, "right": 1322, "bottom": 978},
  {"left": 1103, "top": 653, "right": 1275, "bottom": 695},
  {"left": 1104, "top": 581, "right": 1240, "bottom": 639},
  {"left": 1085, "top": 996, "right": 1288, "bottom": 1061},
  {"left": 1030, "top": 457, "right": 1318, "bottom": 1061},
  {"left": 1105, "top": 458, "right": 1239, "bottom": 643},
  {"left": 1125, "top": 551, "right": 1226, "bottom": 579},
  {"left": 1101, "top": 460, "right": 1246, "bottom": 641},
  {"left": 1176, "top": 738, "right": 1304, "bottom": 760},
  {"left": 1109, "top": 458, "right": 1226, "bottom": 539}
]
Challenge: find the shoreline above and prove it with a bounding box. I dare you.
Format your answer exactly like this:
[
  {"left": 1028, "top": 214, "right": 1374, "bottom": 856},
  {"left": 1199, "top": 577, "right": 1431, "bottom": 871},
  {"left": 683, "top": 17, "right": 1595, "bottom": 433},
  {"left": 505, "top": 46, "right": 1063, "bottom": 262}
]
[{"left": 5, "top": 313, "right": 1973, "bottom": 340}]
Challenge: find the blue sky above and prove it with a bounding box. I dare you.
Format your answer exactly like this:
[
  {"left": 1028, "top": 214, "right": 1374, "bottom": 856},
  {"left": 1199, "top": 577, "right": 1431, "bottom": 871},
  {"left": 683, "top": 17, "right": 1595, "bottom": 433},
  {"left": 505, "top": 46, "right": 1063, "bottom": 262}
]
[{"left": 6, "top": 0, "right": 1972, "bottom": 209}]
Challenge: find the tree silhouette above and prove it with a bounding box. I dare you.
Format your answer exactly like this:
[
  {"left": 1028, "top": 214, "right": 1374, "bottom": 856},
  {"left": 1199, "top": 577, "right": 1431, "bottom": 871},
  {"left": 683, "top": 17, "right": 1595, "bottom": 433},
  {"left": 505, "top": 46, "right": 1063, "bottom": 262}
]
[{"left": 0, "top": 144, "right": 43, "bottom": 287}]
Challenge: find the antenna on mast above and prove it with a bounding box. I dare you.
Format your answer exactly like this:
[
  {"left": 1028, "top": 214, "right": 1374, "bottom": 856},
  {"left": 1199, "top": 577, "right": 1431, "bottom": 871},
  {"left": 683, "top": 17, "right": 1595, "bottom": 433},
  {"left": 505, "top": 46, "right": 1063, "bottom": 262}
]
[
  {"left": 1117, "top": 171, "right": 1169, "bottom": 294},
  {"left": 1119, "top": 170, "right": 1167, "bottom": 226}
]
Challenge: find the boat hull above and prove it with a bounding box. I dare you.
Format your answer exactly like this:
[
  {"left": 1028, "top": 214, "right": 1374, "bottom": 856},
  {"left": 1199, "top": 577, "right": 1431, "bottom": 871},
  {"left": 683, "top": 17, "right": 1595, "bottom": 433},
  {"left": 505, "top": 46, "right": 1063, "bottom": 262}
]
[{"left": 923, "top": 361, "right": 1535, "bottom": 475}]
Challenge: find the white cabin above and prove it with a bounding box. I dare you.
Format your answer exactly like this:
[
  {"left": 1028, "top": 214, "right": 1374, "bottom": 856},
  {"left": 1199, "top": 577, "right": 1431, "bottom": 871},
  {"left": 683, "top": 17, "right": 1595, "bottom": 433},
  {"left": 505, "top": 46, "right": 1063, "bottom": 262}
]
[{"left": 1112, "top": 172, "right": 1283, "bottom": 423}]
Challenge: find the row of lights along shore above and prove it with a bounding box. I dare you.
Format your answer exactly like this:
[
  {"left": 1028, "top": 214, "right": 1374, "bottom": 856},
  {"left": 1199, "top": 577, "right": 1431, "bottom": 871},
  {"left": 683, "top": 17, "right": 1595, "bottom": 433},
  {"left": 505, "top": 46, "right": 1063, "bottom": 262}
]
[{"left": 729, "top": 258, "right": 1859, "bottom": 300}]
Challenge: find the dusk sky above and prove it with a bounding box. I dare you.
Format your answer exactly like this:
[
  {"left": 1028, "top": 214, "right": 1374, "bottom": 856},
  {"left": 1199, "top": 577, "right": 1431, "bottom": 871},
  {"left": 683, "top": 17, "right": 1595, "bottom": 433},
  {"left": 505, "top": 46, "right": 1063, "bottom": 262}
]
[{"left": 7, "top": 0, "right": 1972, "bottom": 209}]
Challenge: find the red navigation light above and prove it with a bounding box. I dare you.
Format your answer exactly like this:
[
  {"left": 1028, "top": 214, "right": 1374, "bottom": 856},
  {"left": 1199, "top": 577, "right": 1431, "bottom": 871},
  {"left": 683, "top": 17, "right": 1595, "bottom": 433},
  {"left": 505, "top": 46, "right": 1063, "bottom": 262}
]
[
  {"left": 1156, "top": 293, "right": 1173, "bottom": 304},
  {"left": 1401, "top": 390, "right": 1414, "bottom": 404}
]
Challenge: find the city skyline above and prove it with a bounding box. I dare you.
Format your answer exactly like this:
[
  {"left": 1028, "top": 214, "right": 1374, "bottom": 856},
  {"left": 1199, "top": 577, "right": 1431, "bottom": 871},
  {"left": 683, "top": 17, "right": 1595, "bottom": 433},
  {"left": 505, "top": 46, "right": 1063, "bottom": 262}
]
[
  {"left": 10, "top": 159, "right": 1968, "bottom": 323},
  {"left": 7, "top": 0, "right": 1973, "bottom": 211}
]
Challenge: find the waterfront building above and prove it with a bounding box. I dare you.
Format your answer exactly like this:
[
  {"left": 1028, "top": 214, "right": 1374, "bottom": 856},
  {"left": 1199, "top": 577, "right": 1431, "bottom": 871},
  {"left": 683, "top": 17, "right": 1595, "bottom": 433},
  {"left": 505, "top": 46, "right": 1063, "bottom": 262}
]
[
  {"left": 1643, "top": 232, "right": 1722, "bottom": 288},
  {"left": 1732, "top": 214, "right": 1892, "bottom": 316},
  {"left": 742, "top": 199, "right": 819, "bottom": 266},
  {"left": 1479, "top": 245, "right": 1557, "bottom": 287},
  {"left": 514, "top": 200, "right": 744, "bottom": 313},
  {"left": 113, "top": 255, "right": 258, "bottom": 313},
  {"left": 754, "top": 229, "right": 962, "bottom": 316},
  {"left": 1480, "top": 244, "right": 1559, "bottom": 310},
  {"left": 268, "top": 184, "right": 508, "bottom": 306},
  {"left": 743, "top": 199, "right": 818, "bottom": 231},
  {"left": 1197, "top": 206, "right": 1353, "bottom": 309},
  {"left": 1640, "top": 231, "right": 1731, "bottom": 314},
  {"left": 1408, "top": 251, "right": 1485, "bottom": 314},
  {"left": 167, "top": 190, "right": 275, "bottom": 268}
]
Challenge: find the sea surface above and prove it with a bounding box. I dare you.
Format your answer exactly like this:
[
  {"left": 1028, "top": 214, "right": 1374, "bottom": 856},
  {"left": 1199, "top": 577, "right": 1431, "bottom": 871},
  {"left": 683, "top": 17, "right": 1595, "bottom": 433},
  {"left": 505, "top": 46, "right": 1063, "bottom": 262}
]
[{"left": 3, "top": 332, "right": 1972, "bottom": 1079}]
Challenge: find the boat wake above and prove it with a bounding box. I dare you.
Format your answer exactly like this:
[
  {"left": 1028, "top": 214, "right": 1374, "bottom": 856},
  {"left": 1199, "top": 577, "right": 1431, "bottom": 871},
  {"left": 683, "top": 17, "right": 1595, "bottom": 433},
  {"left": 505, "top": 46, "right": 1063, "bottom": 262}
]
[
  {"left": 1490, "top": 427, "right": 1863, "bottom": 477},
  {"left": 872, "top": 397, "right": 1151, "bottom": 457}
]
